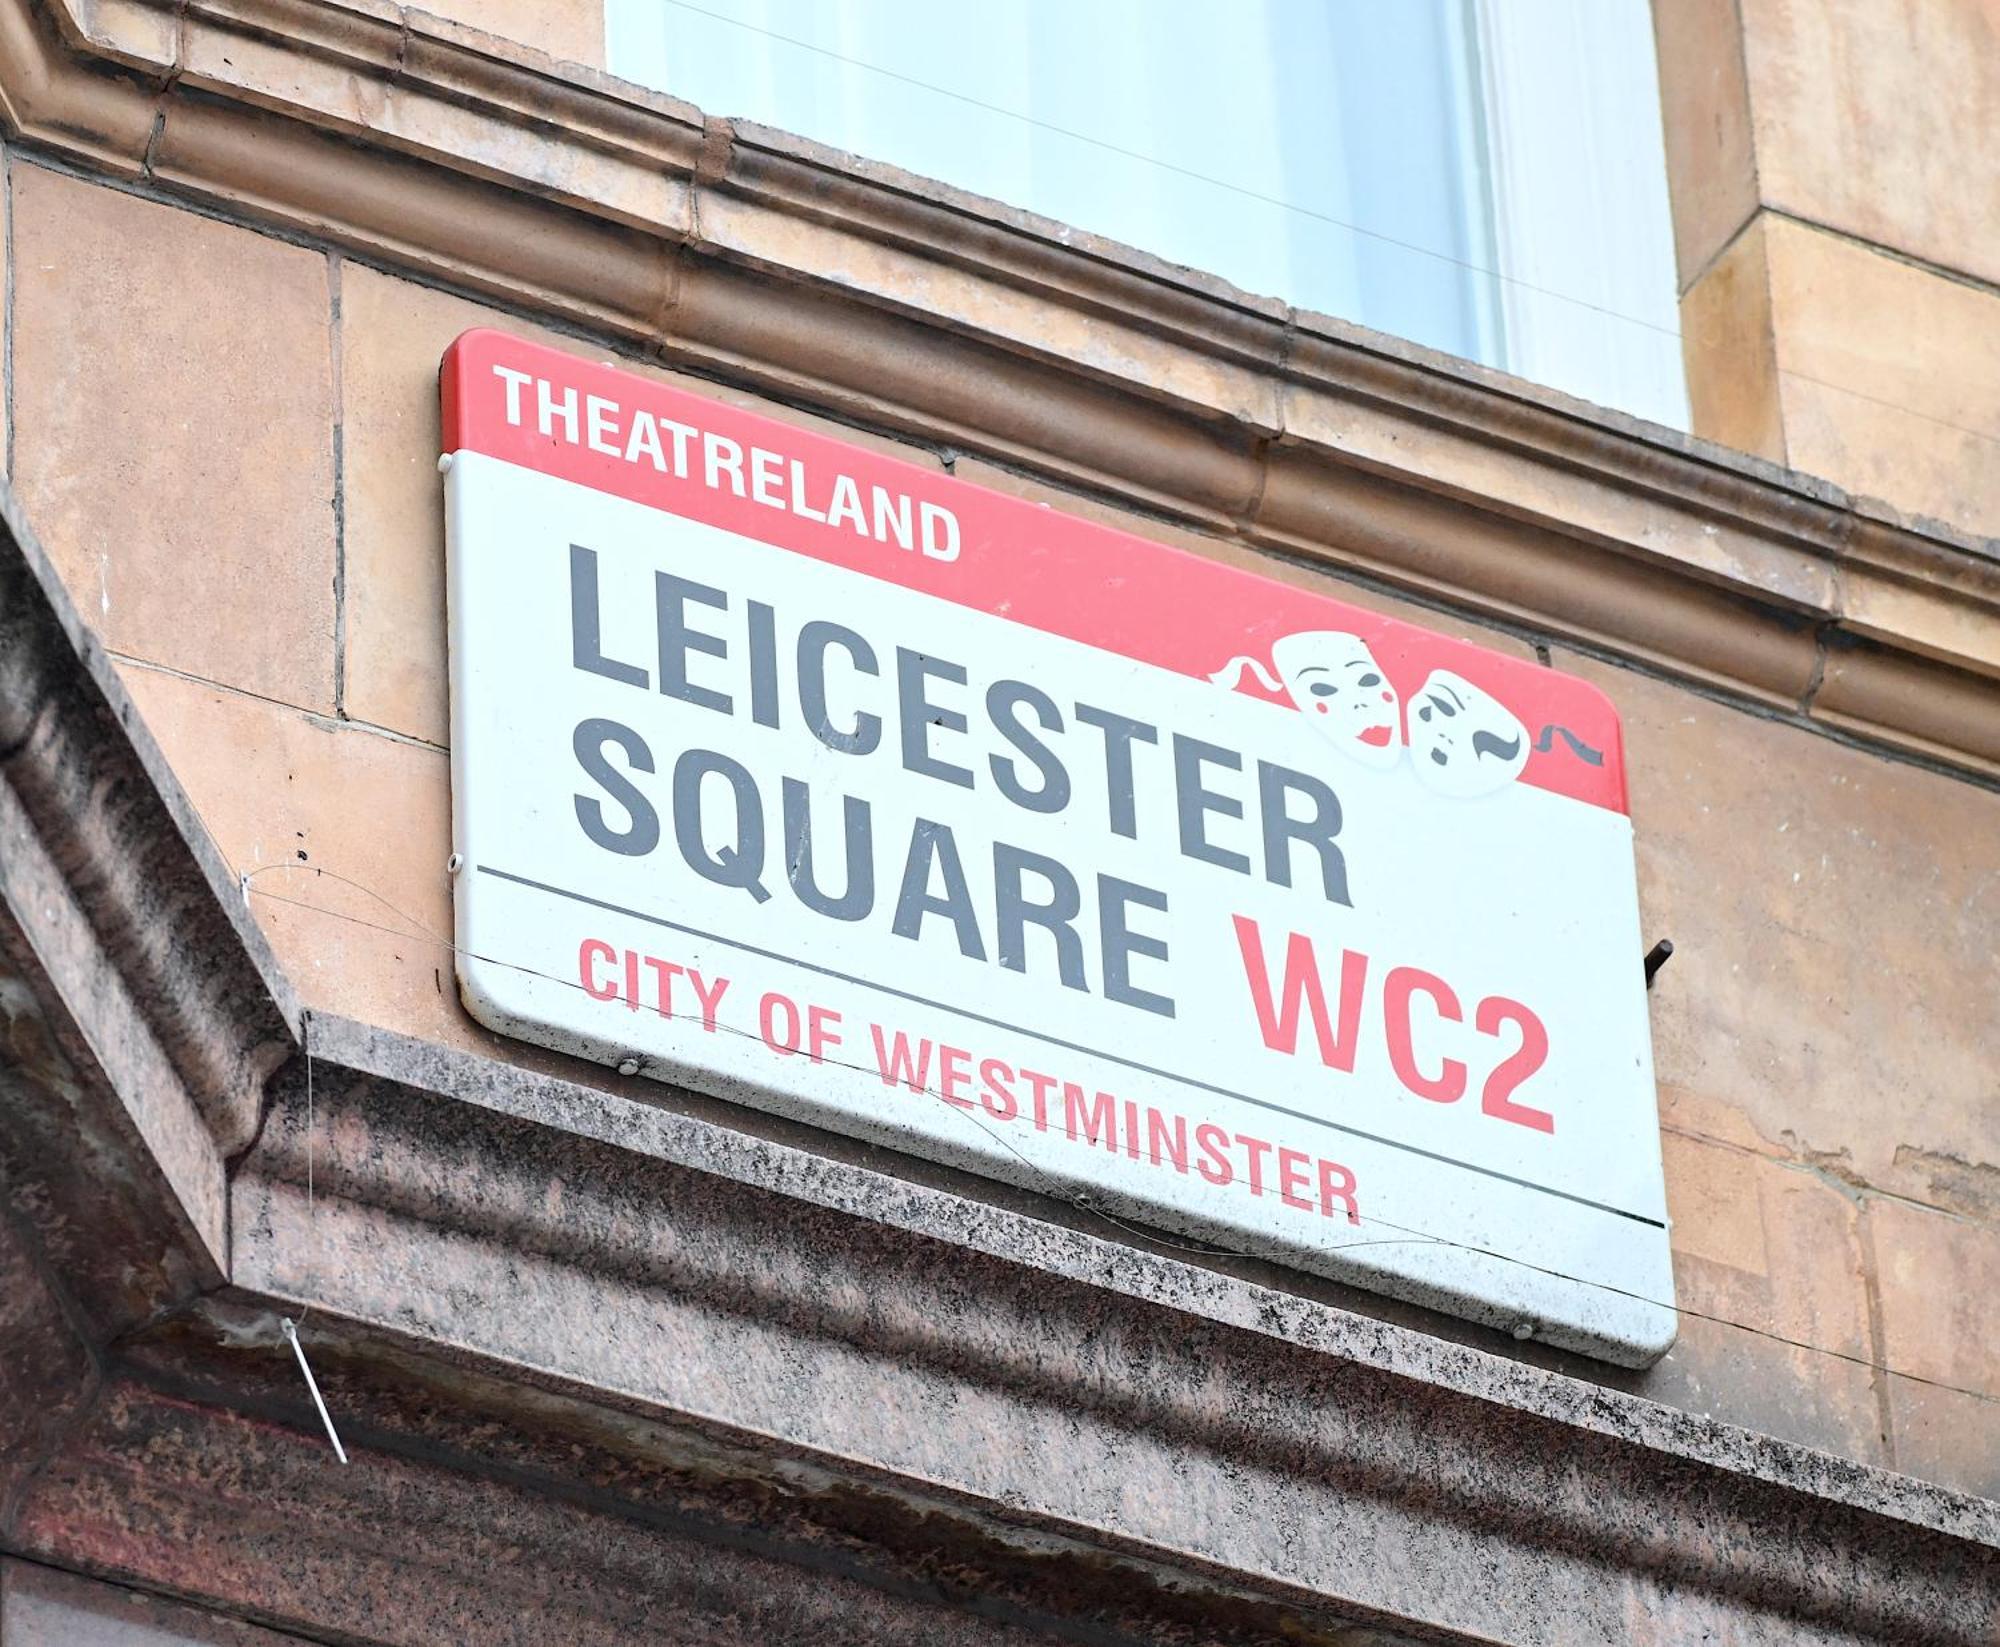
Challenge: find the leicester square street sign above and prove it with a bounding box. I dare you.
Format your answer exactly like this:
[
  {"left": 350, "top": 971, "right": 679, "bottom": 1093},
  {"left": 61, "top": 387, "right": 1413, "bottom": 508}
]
[{"left": 441, "top": 329, "right": 1677, "bottom": 1366}]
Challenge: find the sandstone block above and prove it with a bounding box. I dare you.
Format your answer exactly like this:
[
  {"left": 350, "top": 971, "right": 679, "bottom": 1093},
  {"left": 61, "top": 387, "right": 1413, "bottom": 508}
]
[
  {"left": 1554, "top": 652, "right": 2000, "bottom": 1217},
  {"left": 13, "top": 167, "right": 336, "bottom": 710}
]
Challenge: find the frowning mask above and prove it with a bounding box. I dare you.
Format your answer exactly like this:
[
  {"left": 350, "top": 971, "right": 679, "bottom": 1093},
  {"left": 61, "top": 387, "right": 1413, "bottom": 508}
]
[
  {"left": 1212, "top": 631, "right": 1403, "bottom": 771},
  {"left": 1406, "top": 669, "right": 1530, "bottom": 798}
]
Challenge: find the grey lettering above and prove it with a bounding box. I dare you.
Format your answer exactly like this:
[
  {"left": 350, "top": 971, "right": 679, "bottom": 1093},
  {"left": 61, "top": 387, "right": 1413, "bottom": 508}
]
[
  {"left": 655, "top": 572, "right": 732, "bottom": 714},
  {"left": 896, "top": 648, "right": 974, "bottom": 788},
  {"left": 799, "top": 621, "right": 882, "bottom": 754},
  {"left": 1173, "top": 733, "right": 1250, "bottom": 875},
  {"left": 1257, "top": 760, "right": 1350, "bottom": 906},
  {"left": 781, "top": 777, "right": 873, "bottom": 921},
  {"left": 993, "top": 843, "right": 1085, "bottom": 992},
  {"left": 1099, "top": 876, "right": 1175, "bottom": 1017},
  {"left": 671, "top": 748, "right": 769, "bottom": 901},
  {"left": 569, "top": 545, "right": 648, "bottom": 688},
  {"left": 572, "top": 718, "right": 658, "bottom": 856},
  {"left": 986, "top": 679, "right": 1070, "bottom": 814},
  {"left": 891, "top": 819, "right": 986, "bottom": 959},
  {"left": 1074, "top": 704, "right": 1157, "bottom": 839}
]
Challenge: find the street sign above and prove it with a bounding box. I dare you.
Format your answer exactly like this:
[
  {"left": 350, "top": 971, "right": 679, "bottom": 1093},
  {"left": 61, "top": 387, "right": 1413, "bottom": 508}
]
[{"left": 441, "top": 329, "right": 1676, "bottom": 1365}]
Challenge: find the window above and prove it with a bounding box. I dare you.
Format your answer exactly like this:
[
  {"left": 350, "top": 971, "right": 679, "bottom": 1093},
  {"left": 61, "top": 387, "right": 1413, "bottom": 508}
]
[{"left": 607, "top": 1, "right": 1687, "bottom": 428}]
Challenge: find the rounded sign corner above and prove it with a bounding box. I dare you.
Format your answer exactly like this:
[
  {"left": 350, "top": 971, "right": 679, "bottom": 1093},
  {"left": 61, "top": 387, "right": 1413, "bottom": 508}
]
[
  {"left": 454, "top": 951, "right": 537, "bottom": 1043},
  {"left": 1619, "top": 1304, "right": 1681, "bottom": 1369}
]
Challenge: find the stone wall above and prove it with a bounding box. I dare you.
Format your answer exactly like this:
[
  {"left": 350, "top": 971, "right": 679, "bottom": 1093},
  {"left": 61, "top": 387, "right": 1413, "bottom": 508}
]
[
  {"left": 10, "top": 139, "right": 1996, "bottom": 1503},
  {"left": 1660, "top": 0, "right": 2000, "bottom": 536}
]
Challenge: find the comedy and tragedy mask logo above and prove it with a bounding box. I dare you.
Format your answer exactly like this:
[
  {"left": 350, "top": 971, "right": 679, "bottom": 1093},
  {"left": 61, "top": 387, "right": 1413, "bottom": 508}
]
[{"left": 1211, "top": 631, "right": 1602, "bottom": 800}]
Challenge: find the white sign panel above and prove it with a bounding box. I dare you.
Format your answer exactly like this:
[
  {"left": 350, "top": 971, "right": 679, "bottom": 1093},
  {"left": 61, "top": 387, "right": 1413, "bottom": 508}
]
[{"left": 442, "top": 330, "right": 1676, "bottom": 1365}]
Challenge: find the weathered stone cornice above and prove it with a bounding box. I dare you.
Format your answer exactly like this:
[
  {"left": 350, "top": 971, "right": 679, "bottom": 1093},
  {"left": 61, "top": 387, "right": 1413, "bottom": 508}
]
[
  {"left": 3, "top": 0, "right": 1994, "bottom": 778},
  {"left": 0, "top": 483, "right": 297, "bottom": 1170},
  {"left": 203, "top": 1012, "right": 1998, "bottom": 1644},
  {"left": 0, "top": 484, "right": 295, "bottom": 1382}
]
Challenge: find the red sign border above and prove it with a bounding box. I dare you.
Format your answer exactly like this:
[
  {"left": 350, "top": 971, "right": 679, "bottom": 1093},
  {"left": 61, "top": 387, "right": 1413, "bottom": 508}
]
[{"left": 442, "top": 329, "right": 1627, "bottom": 814}]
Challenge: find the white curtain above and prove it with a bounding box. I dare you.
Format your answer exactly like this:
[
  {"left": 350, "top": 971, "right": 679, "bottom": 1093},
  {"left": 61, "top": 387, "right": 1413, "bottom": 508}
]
[{"left": 608, "top": 0, "right": 1684, "bottom": 428}]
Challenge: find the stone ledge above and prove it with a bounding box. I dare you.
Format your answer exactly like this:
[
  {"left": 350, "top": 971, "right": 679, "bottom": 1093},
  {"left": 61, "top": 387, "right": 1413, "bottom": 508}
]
[
  {"left": 8, "top": 1361, "right": 1424, "bottom": 1647},
  {"left": 1, "top": 0, "right": 1993, "bottom": 780},
  {"left": 214, "top": 1012, "right": 2000, "bottom": 1643}
]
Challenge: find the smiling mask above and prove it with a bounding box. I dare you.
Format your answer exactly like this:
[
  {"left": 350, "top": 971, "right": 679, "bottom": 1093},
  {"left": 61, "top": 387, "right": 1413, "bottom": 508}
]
[{"left": 1211, "top": 631, "right": 1403, "bottom": 771}]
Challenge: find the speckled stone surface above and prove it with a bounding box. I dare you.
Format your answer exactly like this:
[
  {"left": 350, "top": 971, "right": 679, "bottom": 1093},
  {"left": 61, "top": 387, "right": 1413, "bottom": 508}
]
[{"left": 208, "top": 1021, "right": 1997, "bottom": 1644}]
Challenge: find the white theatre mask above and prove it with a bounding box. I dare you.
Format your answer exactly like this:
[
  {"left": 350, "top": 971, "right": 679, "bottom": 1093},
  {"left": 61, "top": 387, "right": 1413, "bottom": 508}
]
[
  {"left": 1406, "top": 669, "right": 1530, "bottom": 798},
  {"left": 1211, "top": 631, "right": 1404, "bottom": 771}
]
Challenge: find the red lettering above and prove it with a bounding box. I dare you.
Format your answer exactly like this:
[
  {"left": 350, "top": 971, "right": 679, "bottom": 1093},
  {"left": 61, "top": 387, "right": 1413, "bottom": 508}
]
[
  {"left": 1478, "top": 996, "right": 1554, "bottom": 1133},
  {"left": 1022, "top": 1068, "right": 1057, "bottom": 1131},
  {"left": 688, "top": 968, "right": 728, "bottom": 1031},
  {"left": 759, "top": 991, "right": 801, "bottom": 1054},
  {"left": 1231, "top": 915, "right": 1367, "bottom": 1071},
  {"left": 1146, "top": 1107, "right": 1189, "bottom": 1173},
  {"left": 1236, "top": 1133, "right": 1273, "bottom": 1196},
  {"left": 938, "top": 1044, "right": 974, "bottom": 1108},
  {"left": 806, "top": 1003, "right": 842, "bottom": 1062},
  {"left": 1277, "top": 1146, "right": 1314, "bottom": 1210},
  {"left": 978, "top": 1057, "right": 1018, "bottom": 1121},
  {"left": 578, "top": 938, "right": 617, "bottom": 1001},
  {"left": 1317, "top": 1158, "right": 1360, "bottom": 1223},
  {"left": 1383, "top": 966, "right": 1466, "bottom": 1103},
  {"left": 870, "top": 1025, "right": 932, "bottom": 1090},
  {"left": 1195, "top": 1123, "right": 1233, "bottom": 1184},
  {"left": 643, "top": 954, "right": 683, "bottom": 1016},
  {"left": 1063, "top": 1083, "right": 1117, "bottom": 1150}
]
